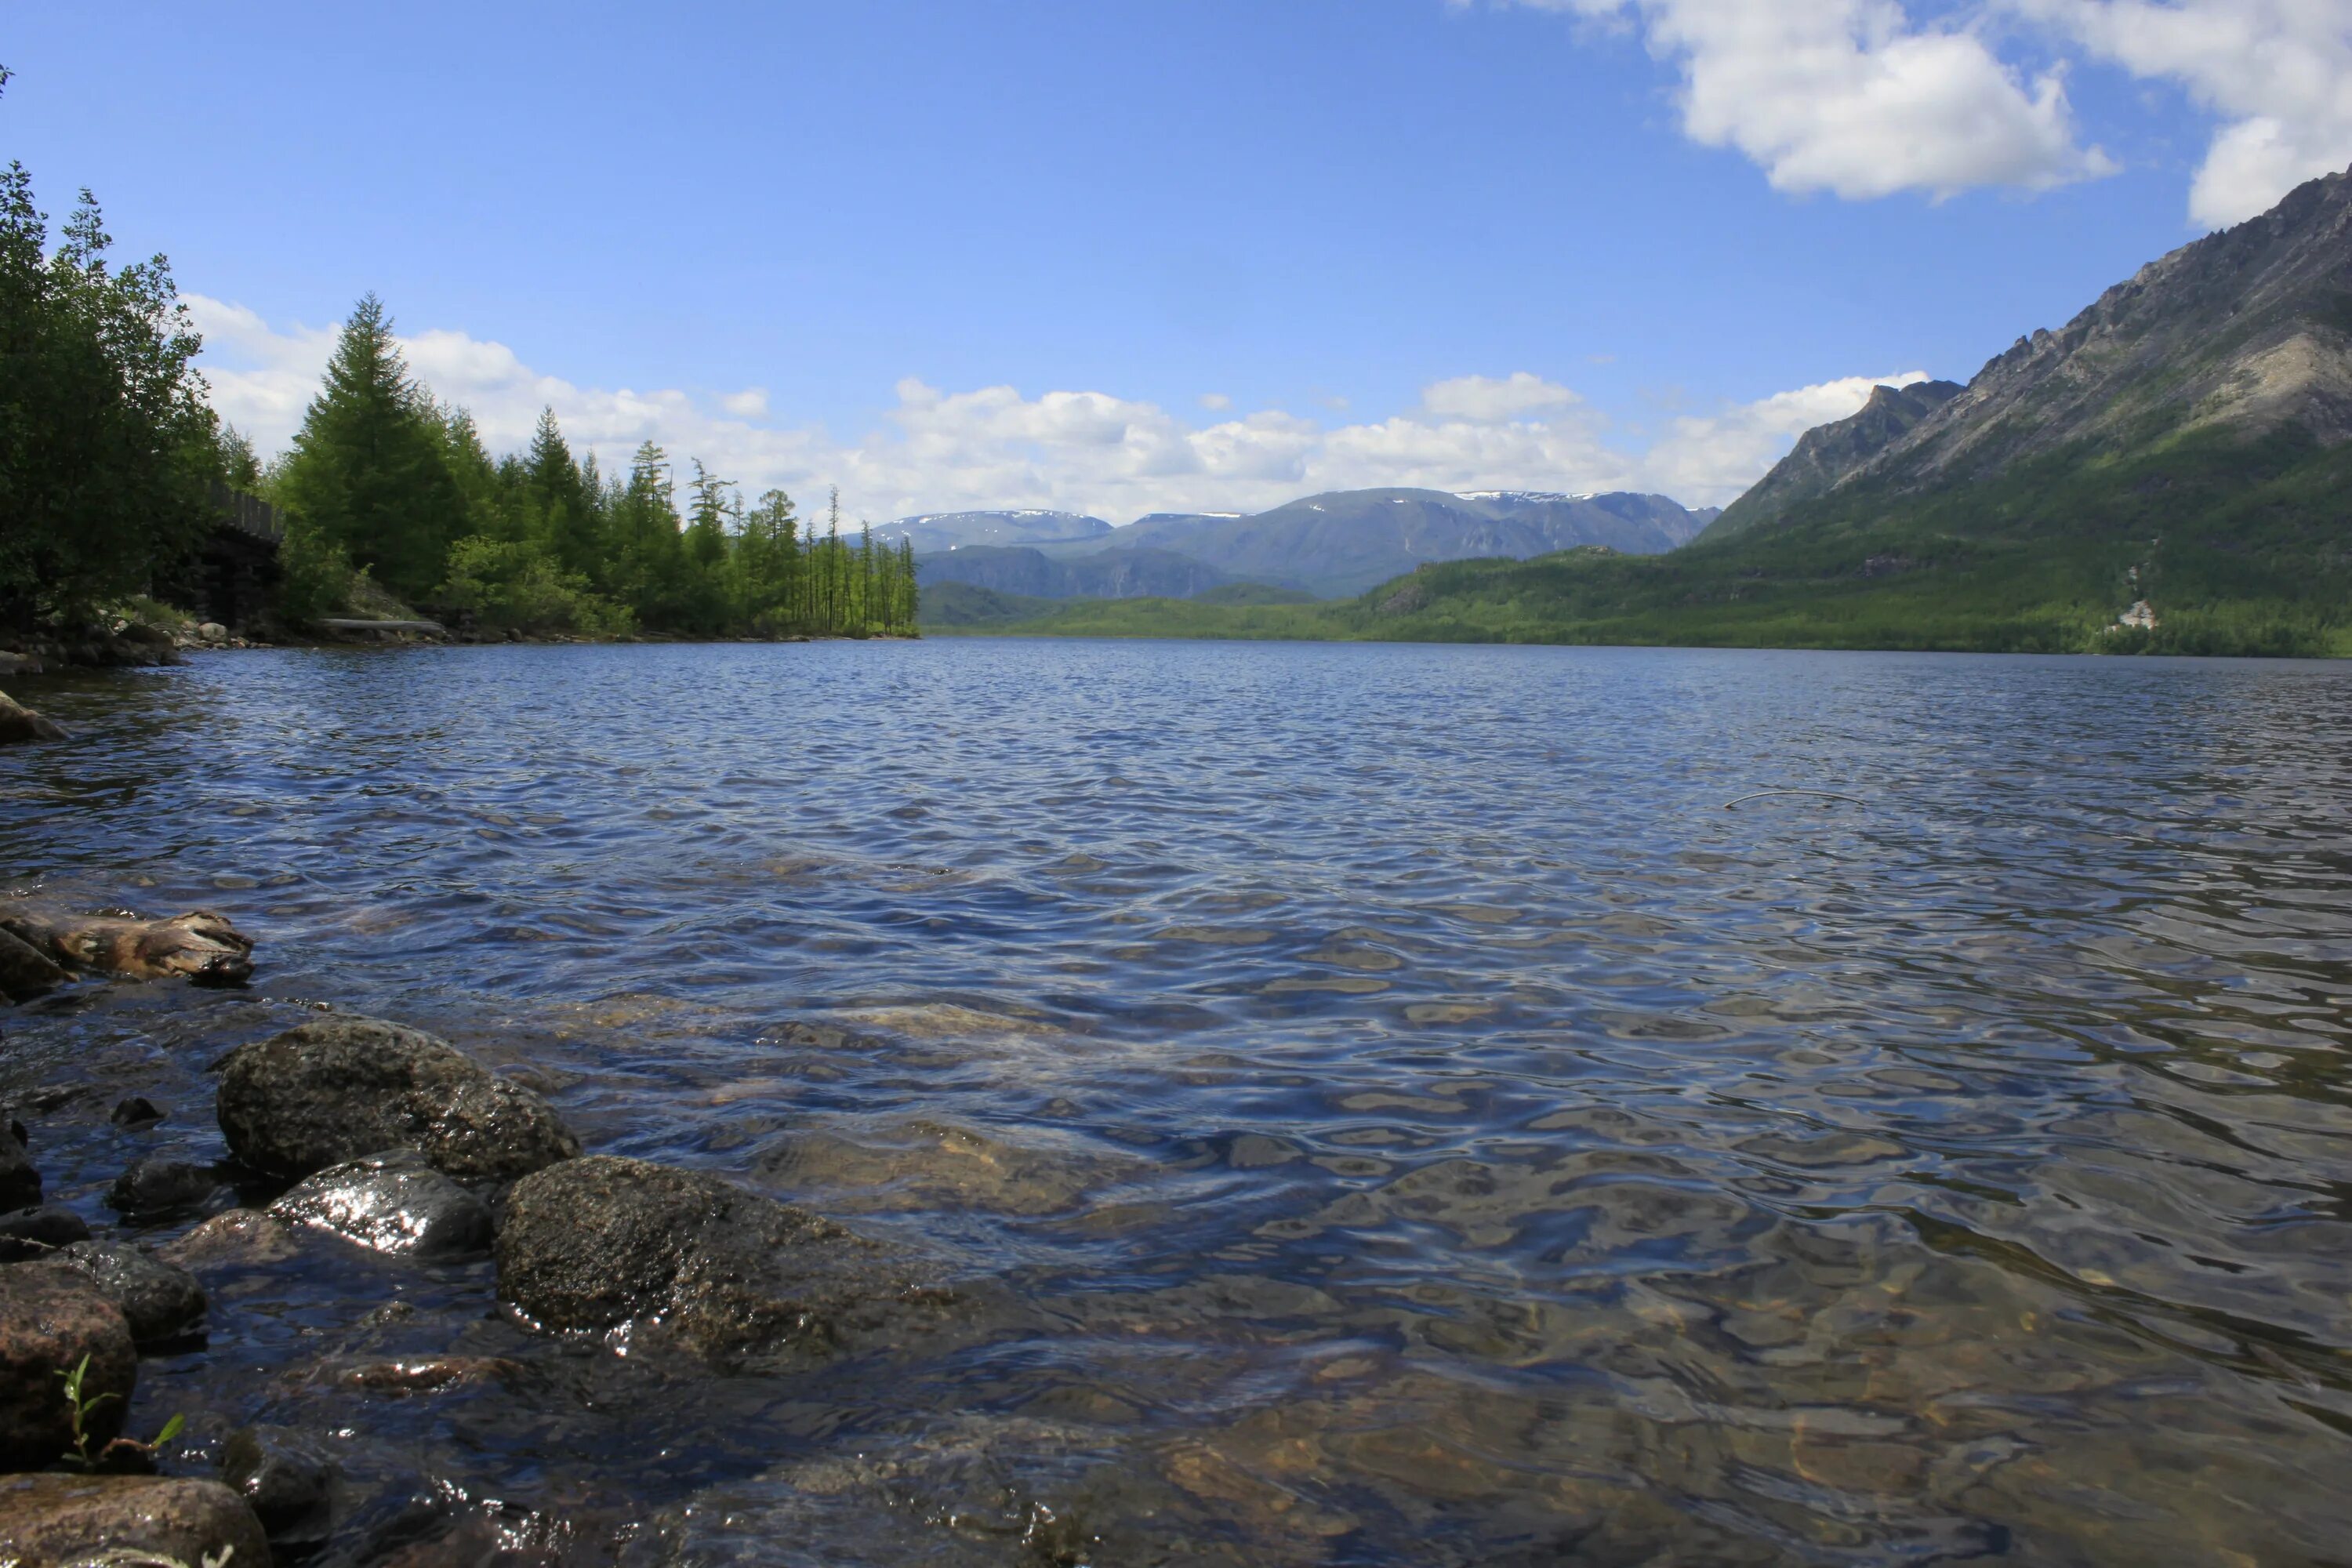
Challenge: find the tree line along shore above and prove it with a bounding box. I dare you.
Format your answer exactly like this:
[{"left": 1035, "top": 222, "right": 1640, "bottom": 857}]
[{"left": 2, "top": 64, "right": 914, "bottom": 661}]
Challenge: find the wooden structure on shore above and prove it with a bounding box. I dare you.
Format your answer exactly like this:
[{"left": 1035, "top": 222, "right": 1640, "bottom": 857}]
[{"left": 196, "top": 482, "right": 285, "bottom": 630}]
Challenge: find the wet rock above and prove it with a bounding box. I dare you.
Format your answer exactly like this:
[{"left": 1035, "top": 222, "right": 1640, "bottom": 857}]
[
  {"left": 497, "top": 1154, "right": 946, "bottom": 1368},
  {"left": 217, "top": 1015, "right": 580, "bottom": 1181},
  {"left": 0, "top": 907, "right": 253, "bottom": 985},
  {"left": 0, "top": 1264, "right": 135, "bottom": 1469},
  {"left": 111, "top": 1095, "right": 166, "bottom": 1128},
  {"left": 269, "top": 1150, "right": 495, "bottom": 1260},
  {"left": 757, "top": 1118, "right": 1133, "bottom": 1217},
  {"left": 0, "top": 688, "right": 67, "bottom": 745},
  {"left": 0, "top": 927, "right": 70, "bottom": 1003},
  {"left": 0, "top": 1474, "right": 269, "bottom": 1566},
  {"left": 0, "top": 1126, "right": 38, "bottom": 1210},
  {"left": 320, "top": 1355, "right": 521, "bottom": 1396},
  {"left": 107, "top": 1155, "right": 223, "bottom": 1219},
  {"left": 160, "top": 1208, "right": 301, "bottom": 1268},
  {"left": 222, "top": 1423, "right": 336, "bottom": 1540},
  {"left": 58, "top": 1240, "right": 208, "bottom": 1345},
  {"left": 0, "top": 1206, "right": 90, "bottom": 1263},
  {"left": 0, "top": 652, "right": 41, "bottom": 677}
]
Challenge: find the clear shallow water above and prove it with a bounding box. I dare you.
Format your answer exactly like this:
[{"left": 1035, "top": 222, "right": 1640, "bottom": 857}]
[{"left": 3, "top": 639, "right": 2350, "bottom": 1566}]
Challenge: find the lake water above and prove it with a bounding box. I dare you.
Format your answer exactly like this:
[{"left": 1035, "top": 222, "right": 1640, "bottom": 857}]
[{"left": 4, "top": 639, "right": 2350, "bottom": 1566}]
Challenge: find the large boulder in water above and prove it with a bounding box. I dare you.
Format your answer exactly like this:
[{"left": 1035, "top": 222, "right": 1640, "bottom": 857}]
[
  {"left": 270, "top": 1149, "right": 495, "bottom": 1260},
  {"left": 217, "top": 1015, "right": 580, "bottom": 1181},
  {"left": 0, "top": 1474, "right": 269, "bottom": 1566},
  {"left": 496, "top": 1155, "right": 949, "bottom": 1368},
  {"left": 0, "top": 1264, "right": 135, "bottom": 1469}
]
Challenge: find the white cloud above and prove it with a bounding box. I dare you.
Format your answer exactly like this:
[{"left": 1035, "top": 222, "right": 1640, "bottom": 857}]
[
  {"left": 190, "top": 294, "right": 1908, "bottom": 519},
  {"left": 2004, "top": 0, "right": 2352, "bottom": 226},
  {"left": 1198, "top": 392, "right": 1232, "bottom": 411},
  {"left": 1466, "top": 0, "right": 2112, "bottom": 198},
  {"left": 720, "top": 387, "right": 770, "bottom": 419},
  {"left": 1465, "top": 0, "right": 2352, "bottom": 227},
  {"left": 1422, "top": 371, "right": 1583, "bottom": 420}
]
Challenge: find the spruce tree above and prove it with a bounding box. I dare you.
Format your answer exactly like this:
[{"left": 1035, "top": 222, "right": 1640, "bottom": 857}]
[
  {"left": 526, "top": 408, "right": 598, "bottom": 575},
  {"left": 277, "top": 294, "right": 465, "bottom": 604}
]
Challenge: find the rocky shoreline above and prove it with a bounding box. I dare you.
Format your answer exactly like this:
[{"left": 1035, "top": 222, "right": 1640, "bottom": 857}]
[{"left": 0, "top": 913, "right": 978, "bottom": 1565}]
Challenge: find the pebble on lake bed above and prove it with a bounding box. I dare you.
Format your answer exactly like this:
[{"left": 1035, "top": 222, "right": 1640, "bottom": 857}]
[{"left": 216, "top": 1014, "right": 581, "bottom": 1180}]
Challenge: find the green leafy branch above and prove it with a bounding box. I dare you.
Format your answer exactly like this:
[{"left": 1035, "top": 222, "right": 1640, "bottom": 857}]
[{"left": 56, "top": 1354, "right": 186, "bottom": 1472}]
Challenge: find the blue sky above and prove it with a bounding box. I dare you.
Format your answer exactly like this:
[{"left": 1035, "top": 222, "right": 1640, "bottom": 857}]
[{"left": 8, "top": 1, "right": 2349, "bottom": 519}]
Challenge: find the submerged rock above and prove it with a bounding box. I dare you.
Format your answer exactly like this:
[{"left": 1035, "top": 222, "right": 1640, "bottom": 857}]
[
  {"left": 0, "top": 689, "right": 67, "bottom": 745},
  {"left": 0, "top": 1206, "right": 89, "bottom": 1262},
  {"left": 0, "top": 1264, "right": 135, "bottom": 1469},
  {"left": 0, "top": 907, "right": 253, "bottom": 985},
  {"left": 160, "top": 1208, "right": 302, "bottom": 1269},
  {"left": 110, "top": 1095, "right": 166, "bottom": 1128},
  {"left": 496, "top": 1154, "right": 948, "bottom": 1368},
  {"left": 0, "top": 927, "right": 70, "bottom": 1003},
  {"left": 217, "top": 1015, "right": 581, "bottom": 1180},
  {"left": 0, "top": 1127, "right": 38, "bottom": 1211},
  {"left": 107, "top": 1155, "right": 223, "bottom": 1220},
  {"left": 269, "top": 1149, "right": 495, "bottom": 1259},
  {"left": 0, "top": 1474, "right": 269, "bottom": 1566},
  {"left": 58, "top": 1240, "right": 209, "bottom": 1345},
  {"left": 221, "top": 1423, "right": 336, "bottom": 1541}
]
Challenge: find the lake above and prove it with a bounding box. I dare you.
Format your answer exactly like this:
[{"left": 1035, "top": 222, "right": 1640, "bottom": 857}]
[{"left": 4, "top": 638, "right": 2350, "bottom": 1565}]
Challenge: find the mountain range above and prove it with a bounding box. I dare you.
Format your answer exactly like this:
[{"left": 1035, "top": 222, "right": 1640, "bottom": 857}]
[
  {"left": 942, "top": 163, "right": 2352, "bottom": 657},
  {"left": 900, "top": 488, "right": 1718, "bottom": 601}
]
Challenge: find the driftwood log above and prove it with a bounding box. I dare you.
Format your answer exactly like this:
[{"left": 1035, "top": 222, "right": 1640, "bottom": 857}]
[{"left": 0, "top": 909, "right": 254, "bottom": 990}]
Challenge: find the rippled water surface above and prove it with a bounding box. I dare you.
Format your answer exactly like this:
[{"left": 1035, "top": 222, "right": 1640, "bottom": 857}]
[{"left": 5, "top": 640, "right": 2351, "bottom": 1566}]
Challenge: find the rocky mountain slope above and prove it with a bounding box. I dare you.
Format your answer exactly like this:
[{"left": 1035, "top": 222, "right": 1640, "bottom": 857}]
[
  {"left": 1708, "top": 165, "right": 2352, "bottom": 543},
  {"left": 1710, "top": 381, "right": 1963, "bottom": 536}
]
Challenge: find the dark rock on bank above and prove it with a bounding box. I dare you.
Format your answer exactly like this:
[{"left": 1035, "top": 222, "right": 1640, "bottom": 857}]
[
  {"left": 0, "top": 928, "right": 70, "bottom": 1003},
  {"left": 108, "top": 1156, "right": 223, "bottom": 1220},
  {"left": 218, "top": 1015, "right": 580, "bottom": 1181},
  {"left": 0, "top": 1264, "right": 135, "bottom": 1469},
  {"left": 0, "top": 1207, "right": 89, "bottom": 1262},
  {"left": 222, "top": 1423, "right": 336, "bottom": 1541},
  {"left": 0, "top": 1127, "right": 39, "bottom": 1210},
  {"left": 497, "top": 1154, "right": 947, "bottom": 1368},
  {"left": 0, "top": 689, "right": 67, "bottom": 745},
  {"left": 0, "top": 1473, "right": 270, "bottom": 1566},
  {"left": 58, "top": 1240, "right": 208, "bottom": 1345},
  {"left": 269, "top": 1150, "right": 495, "bottom": 1260}
]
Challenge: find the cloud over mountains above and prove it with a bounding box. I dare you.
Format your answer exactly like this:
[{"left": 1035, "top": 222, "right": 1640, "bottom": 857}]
[{"left": 191, "top": 295, "right": 1920, "bottom": 521}]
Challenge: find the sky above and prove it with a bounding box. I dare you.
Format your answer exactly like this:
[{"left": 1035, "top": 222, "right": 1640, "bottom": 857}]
[{"left": 8, "top": 0, "right": 2350, "bottom": 521}]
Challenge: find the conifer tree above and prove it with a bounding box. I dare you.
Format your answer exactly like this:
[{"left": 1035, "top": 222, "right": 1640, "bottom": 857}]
[{"left": 277, "top": 294, "right": 466, "bottom": 603}]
